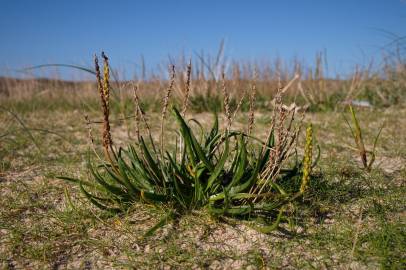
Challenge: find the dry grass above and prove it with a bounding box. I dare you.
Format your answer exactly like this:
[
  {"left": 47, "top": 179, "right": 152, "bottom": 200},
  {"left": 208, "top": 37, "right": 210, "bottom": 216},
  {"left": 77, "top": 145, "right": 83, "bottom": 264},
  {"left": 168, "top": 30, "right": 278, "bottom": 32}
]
[{"left": 2, "top": 50, "right": 405, "bottom": 114}]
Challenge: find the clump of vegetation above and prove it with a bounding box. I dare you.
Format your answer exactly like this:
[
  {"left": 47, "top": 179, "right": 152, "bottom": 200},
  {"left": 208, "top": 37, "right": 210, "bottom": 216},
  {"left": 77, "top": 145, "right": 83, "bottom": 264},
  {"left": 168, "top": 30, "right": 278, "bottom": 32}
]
[
  {"left": 344, "top": 105, "right": 383, "bottom": 172},
  {"left": 61, "top": 53, "right": 318, "bottom": 235}
]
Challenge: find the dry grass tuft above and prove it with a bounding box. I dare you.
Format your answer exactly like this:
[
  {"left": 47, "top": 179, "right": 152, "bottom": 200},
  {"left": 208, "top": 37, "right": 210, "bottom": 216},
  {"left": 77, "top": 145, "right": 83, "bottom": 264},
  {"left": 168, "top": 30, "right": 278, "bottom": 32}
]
[
  {"left": 253, "top": 85, "right": 302, "bottom": 197},
  {"left": 132, "top": 82, "right": 154, "bottom": 148},
  {"left": 221, "top": 71, "right": 231, "bottom": 130},
  {"left": 94, "top": 53, "right": 113, "bottom": 160},
  {"left": 181, "top": 59, "right": 192, "bottom": 117},
  {"left": 160, "top": 65, "right": 176, "bottom": 154},
  {"left": 247, "top": 69, "right": 257, "bottom": 136}
]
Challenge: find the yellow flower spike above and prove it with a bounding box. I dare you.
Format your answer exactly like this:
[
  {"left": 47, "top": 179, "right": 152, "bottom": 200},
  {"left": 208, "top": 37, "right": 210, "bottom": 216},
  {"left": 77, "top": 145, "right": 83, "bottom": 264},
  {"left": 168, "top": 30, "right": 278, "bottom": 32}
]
[
  {"left": 300, "top": 124, "right": 313, "bottom": 193},
  {"left": 102, "top": 52, "right": 110, "bottom": 108}
]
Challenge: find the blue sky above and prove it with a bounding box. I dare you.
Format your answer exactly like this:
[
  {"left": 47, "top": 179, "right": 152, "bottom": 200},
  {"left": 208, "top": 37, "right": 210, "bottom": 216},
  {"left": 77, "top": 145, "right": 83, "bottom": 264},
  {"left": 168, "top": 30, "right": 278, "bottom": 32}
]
[{"left": 0, "top": 0, "right": 405, "bottom": 79}]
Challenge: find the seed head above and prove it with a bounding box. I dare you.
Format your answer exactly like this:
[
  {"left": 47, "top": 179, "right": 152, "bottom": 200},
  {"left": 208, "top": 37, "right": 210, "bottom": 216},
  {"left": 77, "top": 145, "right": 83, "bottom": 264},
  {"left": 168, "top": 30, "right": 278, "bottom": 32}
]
[
  {"left": 181, "top": 60, "right": 192, "bottom": 117},
  {"left": 102, "top": 52, "right": 110, "bottom": 107}
]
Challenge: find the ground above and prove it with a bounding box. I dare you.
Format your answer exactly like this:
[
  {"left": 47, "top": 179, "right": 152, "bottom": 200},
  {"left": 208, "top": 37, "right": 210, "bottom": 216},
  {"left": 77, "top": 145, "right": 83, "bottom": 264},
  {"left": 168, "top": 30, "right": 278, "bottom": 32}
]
[{"left": 0, "top": 102, "right": 405, "bottom": 269}]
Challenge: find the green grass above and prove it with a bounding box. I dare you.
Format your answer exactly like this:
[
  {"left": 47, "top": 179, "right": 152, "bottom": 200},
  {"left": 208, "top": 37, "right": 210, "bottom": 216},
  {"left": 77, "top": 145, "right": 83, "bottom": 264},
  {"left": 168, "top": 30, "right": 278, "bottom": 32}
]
[{"left": 1, "top": 99, "right": 405, "bottom": 269}]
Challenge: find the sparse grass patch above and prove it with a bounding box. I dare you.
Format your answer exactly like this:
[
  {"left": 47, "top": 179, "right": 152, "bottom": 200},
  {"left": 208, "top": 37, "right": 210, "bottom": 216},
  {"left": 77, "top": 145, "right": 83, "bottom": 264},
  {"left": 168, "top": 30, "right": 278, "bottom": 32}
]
[{"left": 1, "top": 105, "right": 405, "bottom": 269}]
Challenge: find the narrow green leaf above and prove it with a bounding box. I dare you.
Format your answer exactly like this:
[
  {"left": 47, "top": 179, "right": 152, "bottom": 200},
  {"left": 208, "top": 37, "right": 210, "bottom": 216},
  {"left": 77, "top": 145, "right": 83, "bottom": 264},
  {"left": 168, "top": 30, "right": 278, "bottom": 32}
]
[
  {"left": 251, "top": 207, "right": 284, "bottom": 233},
  {"left": 79, "top": 183, "right": 121, "bottom": 214},
  {"left": 205, "top": 134, "right": 230, "bottom": 191}
]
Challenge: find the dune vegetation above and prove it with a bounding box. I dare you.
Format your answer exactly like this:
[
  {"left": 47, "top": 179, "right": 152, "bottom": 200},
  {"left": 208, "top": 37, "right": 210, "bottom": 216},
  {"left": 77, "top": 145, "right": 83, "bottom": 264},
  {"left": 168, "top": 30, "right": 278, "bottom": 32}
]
[{"left": 1, "top": 48, "right": 405, "bottom": 269}]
